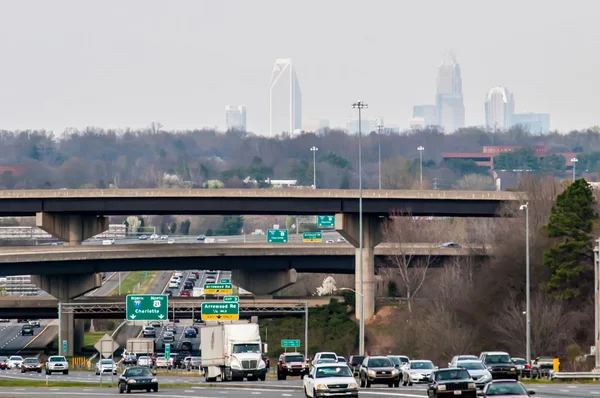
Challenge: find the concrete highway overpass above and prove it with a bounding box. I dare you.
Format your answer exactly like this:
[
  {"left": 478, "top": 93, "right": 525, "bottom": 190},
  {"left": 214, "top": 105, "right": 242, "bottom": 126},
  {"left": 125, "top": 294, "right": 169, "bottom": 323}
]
[
  {"left": 0, "top": 188, "right": 520, "bottom": 217},
  {"left": 0, "top": 296, "right": 336, "bottom": 319},
  {"left": 0, "top": 243, "right": 491, "bottom": 275}
]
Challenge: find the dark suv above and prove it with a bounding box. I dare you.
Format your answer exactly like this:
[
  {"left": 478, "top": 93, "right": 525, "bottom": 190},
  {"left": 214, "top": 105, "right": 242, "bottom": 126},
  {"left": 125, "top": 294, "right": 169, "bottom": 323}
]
[
  {"left": 348, "top": 355, "right": 365, "bottom": 376},
  {"left": 21, "top": 325, "right": 34, "bottom": 336},
  {"left": 359, "top": 356, "right": 400, "bottom": 388},
  {"left": 277, "top": 352, "right": 308, "bottom": 380},
  {"left": 480, "top": 352, "right": 517, "bottom": 380},
  {"left": 427, "top": 368, "right": 477, "bottom": 397}
]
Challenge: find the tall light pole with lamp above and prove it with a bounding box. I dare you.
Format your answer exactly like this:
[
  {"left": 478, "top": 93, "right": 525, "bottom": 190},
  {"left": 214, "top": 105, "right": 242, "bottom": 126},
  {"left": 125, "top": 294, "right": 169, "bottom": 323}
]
[
  {"left": 571, "top": 157, "right": 578, "bottom": 182},
  {"left": 376, "top": 124, "right": 383, "bottom": 190},
  {"left": 351, "top": 100, "right": 367, "bottom": 357},
  {"left": 417, "top": 146, "right": 424, "bottom": 189},
  {"left": 520, "top": 202, "right": 531, "bottom": 365},
  {"left": 339, "top": 287, "right": 364, "bottom": 354},
  {"left": 310, "top": 146, "right": 319, "bottom": 189}
]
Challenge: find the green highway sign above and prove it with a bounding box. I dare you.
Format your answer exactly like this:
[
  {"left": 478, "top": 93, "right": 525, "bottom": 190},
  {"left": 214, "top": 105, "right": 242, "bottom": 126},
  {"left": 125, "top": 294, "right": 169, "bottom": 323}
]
[
  {"left": 164, "top": 343, "right": 171, "bottom": 360},
  {"left": 303, "top": 232, "right": 323, "bottom": 243},
  {"left": 267, "top": 229, "right": 288, "bottom": 243},
  {"left": 317, "top": 216, "right": 335, "bottom": 228},
  {"left": 62, "top": 340, "right": 67, "bottom": 354},
  {"left": 223, "top": 295, "right": 239, "bottom": 303},
  {"left": 201, "top": 302, "right": 239, "bottom": 321},
  {"left": 126, "top": 294, "right": 168, "bottom": 321},
  {"left": 204, "top": 283, "right": 233, "bottom": 295},
  {"left": 281, "top": 339, "right": 301, "bottom": 348},
  {"left": 220, "top": 278, "right": 231, "bottom": 284}
]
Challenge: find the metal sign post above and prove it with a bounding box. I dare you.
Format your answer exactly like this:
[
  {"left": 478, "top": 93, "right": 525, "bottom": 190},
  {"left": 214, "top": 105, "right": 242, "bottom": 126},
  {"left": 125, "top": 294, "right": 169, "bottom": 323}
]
[
  {"left": 305, "top": 302, "right": 309, "bottom": 360},
  {"left": 595, "top": 238, "right": 600, "bottom": 370}
]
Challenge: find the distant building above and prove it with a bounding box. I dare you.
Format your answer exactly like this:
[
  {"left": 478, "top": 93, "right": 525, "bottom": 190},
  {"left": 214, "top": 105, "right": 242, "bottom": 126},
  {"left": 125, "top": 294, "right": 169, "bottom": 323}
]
[
  {"left": 512, "top": 113, "right": 550, "bottom": 135},
  {"left": 346, "top": 117, "right": 383, "bottom": 134},
  {"left": 436, "top": 51, "right": 465, "bottom": 133},
  {"left": 303, "top": 119, "right": 330, "bottom": 133},
  {"left": 269, "top": 59, "right": 302, "bottom": 136},
  {"left": 225, "top": 105, "right": 247, "bottom": 131},
  {"left": 413, "top": 105, "right": 438, "bottom": 126},
  {"left": 485, "top": 87, "right": 515, "bottom": 130}
]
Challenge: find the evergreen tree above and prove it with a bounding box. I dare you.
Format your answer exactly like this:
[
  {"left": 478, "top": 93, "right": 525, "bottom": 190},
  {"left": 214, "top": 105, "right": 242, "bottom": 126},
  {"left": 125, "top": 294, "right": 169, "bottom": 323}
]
[
  {"left": 217, "top": 216, "right": 245, "bottom": 235},
  {"left": 542, "top": 179, "right": 597, "bottom": 300}
]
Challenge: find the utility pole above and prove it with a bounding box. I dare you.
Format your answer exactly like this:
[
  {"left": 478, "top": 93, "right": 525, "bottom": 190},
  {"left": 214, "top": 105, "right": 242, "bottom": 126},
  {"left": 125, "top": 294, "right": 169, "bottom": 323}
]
[
  {"left": 310, "top": 146, "right": 318, "bottom": 189},
  {"left": 417, "top": 146, "right": 424, "bottom": 189},
  {"left": 433, "top": 177, "right": 438, "bottom": 190},
  {"left": 376, "top": 124, "right": 383, "bottom": 190}
]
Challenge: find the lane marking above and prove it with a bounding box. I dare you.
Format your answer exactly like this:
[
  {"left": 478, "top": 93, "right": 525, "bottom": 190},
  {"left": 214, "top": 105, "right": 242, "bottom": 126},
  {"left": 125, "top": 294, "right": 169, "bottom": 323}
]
[{"left": 19, "top": 322, "right": 53, "bottom": 351}]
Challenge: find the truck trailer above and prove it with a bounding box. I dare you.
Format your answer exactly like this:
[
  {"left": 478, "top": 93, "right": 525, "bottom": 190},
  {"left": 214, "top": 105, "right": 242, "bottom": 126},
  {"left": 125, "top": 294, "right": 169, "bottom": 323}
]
[{"left": 200, "top": 322, "right": 266, "bottom": 382}]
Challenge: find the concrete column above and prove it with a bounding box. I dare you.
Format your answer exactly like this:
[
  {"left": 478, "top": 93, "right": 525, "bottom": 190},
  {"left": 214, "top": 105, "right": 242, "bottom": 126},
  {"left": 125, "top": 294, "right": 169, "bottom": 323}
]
[
  {"left": 36, "top": 212, "right": 108, "bottom": 245},
  {"left": 32, "top": 273, "right": 103, "bottom": 302},
  {"left": 335, "top": 214, "right": 382, "bottom": 321},
  {"left": 232, "top": 269, "right": 297, "bottom": 295}
]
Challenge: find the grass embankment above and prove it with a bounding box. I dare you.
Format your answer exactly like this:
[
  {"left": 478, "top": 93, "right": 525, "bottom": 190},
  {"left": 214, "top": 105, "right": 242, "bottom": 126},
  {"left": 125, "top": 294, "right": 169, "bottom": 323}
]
[
  {"left": 109, "top": 271, "right": 158, "bottom": 296},
  {"left": 83, "top": 332, "right": 105, "bottom": 347},
  {"left": 259, "top": 298, "right": 358, "bottom": 359}
]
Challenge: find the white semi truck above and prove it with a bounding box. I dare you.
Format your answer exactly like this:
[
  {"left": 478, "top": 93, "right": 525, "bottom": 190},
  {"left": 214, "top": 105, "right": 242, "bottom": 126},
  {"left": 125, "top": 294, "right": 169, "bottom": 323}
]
[{"left": 200, "top": 322, "right": 267, "bottom": 382}]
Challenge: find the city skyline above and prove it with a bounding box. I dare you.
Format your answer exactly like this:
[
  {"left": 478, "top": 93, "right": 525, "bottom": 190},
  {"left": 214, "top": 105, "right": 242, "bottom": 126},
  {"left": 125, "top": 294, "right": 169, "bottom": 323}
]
[
  {"left": 269, "top": 58, "right": 302, "bottom": 136},
  {"left": 0, "top": 1, "right": 598, "bottom": 134}
]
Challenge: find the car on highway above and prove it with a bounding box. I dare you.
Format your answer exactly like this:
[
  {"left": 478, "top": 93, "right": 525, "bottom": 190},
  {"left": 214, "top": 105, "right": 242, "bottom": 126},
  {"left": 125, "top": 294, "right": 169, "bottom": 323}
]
[
  {"left": 180, "top": 290, "right": 191, "bottom": 297},
  {"left": 184, "top": 280, "right": 194, "bottom": 289},
  {"left": 303, "top": 363, "right": 358, "bottom": 398},
  {"left": 168, "top": 281, "right": 179, "bottom": 289},
  {"left": 149, "top": 320, "right": 162, "bottom": 328},
  {"left": 165, "top": 290, "right": 173, "bottom": 296},
  {"left": 17, "top": 319, "right": 28, "bottom": 323},
  {"left": 138, "top": 235, "right": 148, "bottom": 240},
  {"left": 337, "top": 356, "right": 347, "bottom": 363},
  {"left": 197, "top": 234, "right": 205, "bottom": 241},
  {"left": 449, "top": 354, "right": 479, "bottom": 368},
  {"left": 314, "top": 358, "right": 337, "bottom": 365},
  {"left": 187, "top": 356, "right": 201, "bottom": 370},
  {"left": 167, "top": 239, "right": 175, "bottom": 244},
  {"left": 326, "top": 239, "right": 334, "bottom": 243},
  {"left": 137, "top": 356, "right": 151, "bottom": 367},
  {"left": 337, "top": 237, "right": 346, "bottom": 243},
  {"left": 21, "top": 324, "right": 34, "bottom": 336},
  {"left": 161, "top": 331, "right": 175, "bottom": 345},
  {"left": 122, "top": 354, "right": 138, "bottom": 366},
  {"left": 479, "top": 380, "right": 536, "bottom": 397},
  {"left": 277, "top": 352, "right": 308, "bottom": 380},
  {"left": 387, "top": 355, "right": 410, "bottom": 370},
  {"left": 184, "top": 327, "right": 197, "bottom": 338},
  {"left": 402, "top": 360, "right": 435, "bottom": 386},
  {"left": 160, "top": 235, "right": 168, "bottom": 240},
  {"left": 150, "top": 234, "right": 159, "bottom": 240},
  {"left": 0, "top": 356, "right": 8, "bottom": 370},
  {"left": 426, "top": 368, "right": 477, "bottom": 397},
  {"left": 359, "top": 356, "right": 400, "bottom": 388},
  {"left": 205, "top": 276, "right": 216, "bottom": 283},
  {"left": 479, "top": 352, "right": 518, "bottom": 381},
  {"left": 28, "top": 319, "right": 41, "bottom": 327},
  {"left": 313, "top": 352, "right": 338, "bottom": 363},
  {"left": 530, "top": 356, "right": 554, "bottom": 379},
  {"left": 439, "top": 241, "right": 461, "bottom": 248},
  {"left": 7, "top": 356, "right": 23, "bottom": 369},
  {"left": 95, "top": 359, "right": 117, "bottom": 375},
  {"left": 45, "top": 356, "right": 69, "bottom": 375},
  {"left": 142, "top": 326, "right": 156, "bottom": 338},
  {"left": 456, "top": 360, "right": 492, "bottom": 389},
  {"left": 118, "top": 366, "right": 158, "bottom": 394},
  {"left": 181, "top": 341, "right": 193, "bottom": 352},
  {"left": 21, "top": 358, "right": 42, "bottom": 374},
  {"left": 0, "top": 319, "right": 10, "bottom": 323},
  {"left": 511, "top": 357, "right": 531, "bottom": 378},
  {"left": 165, "top": 324, "right": 177, "bottom": 334},
  {"left": 348, "top": 355, "right": 365, "bottom": 376},
  {"left": 191, "top": 272, "right": 200, "bottom": 279},
  {"left": 174, "top": 272, "right": 183, "bottom": 277},
  {"left": 155, "top": 356, "right": 171, "bottom": 370}
]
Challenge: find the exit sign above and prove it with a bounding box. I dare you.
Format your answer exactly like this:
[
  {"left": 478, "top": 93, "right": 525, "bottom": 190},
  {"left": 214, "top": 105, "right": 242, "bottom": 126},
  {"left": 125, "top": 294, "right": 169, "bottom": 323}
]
[{"left": 267, "top": 229, "right": 288, "bottom": 243}]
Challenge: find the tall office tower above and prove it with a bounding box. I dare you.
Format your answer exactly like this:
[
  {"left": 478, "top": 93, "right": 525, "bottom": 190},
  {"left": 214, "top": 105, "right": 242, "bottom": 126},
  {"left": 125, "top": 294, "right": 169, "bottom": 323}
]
[
  {"left": 269, "top": 58, "right": 302, "bottom": 136},
  {"left": 512, "top": 113, "right": 551, "bottom": 135},
  {"left": 485, "top": 87, "right": 515, "bottom": 130},
  {"left": 436, "top": 52, "right": 465, "bottom": 133},
  {"left": 225, "top": 105, "right": 247, "bottom": 131}
]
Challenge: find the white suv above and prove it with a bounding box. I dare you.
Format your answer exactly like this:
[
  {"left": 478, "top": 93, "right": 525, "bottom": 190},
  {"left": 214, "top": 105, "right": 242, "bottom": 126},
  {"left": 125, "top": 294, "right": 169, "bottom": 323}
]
[{"left": 46, "top": 356, "right": 69, "bottom": 375}]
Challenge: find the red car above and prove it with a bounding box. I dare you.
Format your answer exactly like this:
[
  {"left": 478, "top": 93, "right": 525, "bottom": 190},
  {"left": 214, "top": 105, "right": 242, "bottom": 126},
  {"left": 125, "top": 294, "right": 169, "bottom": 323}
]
[
  {"left": 0, "top": 356, "right": 8, "bottom": 370},
  {"left": 180, "top": 290, "right": 190, "bottom": 297}
]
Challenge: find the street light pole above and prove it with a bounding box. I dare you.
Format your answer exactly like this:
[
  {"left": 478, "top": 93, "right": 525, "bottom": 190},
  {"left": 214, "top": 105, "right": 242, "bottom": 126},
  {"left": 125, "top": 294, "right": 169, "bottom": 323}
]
[
  {"left": 520, "top": 203, "right": 531, "bottom": 364},
  {"left": 417, "top": 146, "right": 424, "bottom": 189},
  {"left": 352, "top": 101, "right": 367, "bottom": 357},
  {"left": 571, "top": 157, "right": 578, "bottom": 182},
  {"left": 376, "top": 124, "right": 383, "bottom": 190},
  {"left": 311, "top": 146, "right": 319, "bottom": 189}
]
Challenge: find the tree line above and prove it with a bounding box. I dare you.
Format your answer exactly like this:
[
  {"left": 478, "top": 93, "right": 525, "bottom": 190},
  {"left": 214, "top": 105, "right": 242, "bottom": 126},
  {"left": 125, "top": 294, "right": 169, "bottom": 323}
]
[{"left": 1, "top": 125, "right": 600, "bottom": 192}]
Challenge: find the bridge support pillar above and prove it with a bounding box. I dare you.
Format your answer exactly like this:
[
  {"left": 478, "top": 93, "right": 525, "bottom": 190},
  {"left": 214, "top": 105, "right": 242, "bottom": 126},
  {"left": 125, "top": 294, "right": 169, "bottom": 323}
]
[
  {"left": 59, "top": 312, "right": 84, "bottom": 357},
  {"left": 36, "top": 212, "right": 108, "bottom": 245},
  {"left": 232, "top": 269, "right": 297, "bottom": 295},
  {"left": 32, "top": 273, "right": 103, "bottom": 302},
  {"left": 335, "top": 214, "right": 383, "bottom": 321}
]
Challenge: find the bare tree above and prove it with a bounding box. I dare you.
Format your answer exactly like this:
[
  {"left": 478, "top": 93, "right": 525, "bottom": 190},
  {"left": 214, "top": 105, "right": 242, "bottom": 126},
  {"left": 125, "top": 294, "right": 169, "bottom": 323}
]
[{"left": 381, "top": 216, "right": 435, "bottom": 313}]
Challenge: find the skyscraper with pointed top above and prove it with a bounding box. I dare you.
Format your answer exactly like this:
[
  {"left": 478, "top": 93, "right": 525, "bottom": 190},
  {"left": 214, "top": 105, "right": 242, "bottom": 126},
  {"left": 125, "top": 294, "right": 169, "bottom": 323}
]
[
  {"left": 269, "top": 58, "right": 302, "bottom": 136},
  {"left": 436, "top": 51, "right": 465, "bottom": 133}
]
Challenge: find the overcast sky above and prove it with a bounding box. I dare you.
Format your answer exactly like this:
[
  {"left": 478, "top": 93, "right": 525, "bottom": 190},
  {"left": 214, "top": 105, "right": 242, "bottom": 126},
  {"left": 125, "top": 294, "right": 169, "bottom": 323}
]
[{"left": 0, "top": 0, "right": 598, "bottom": 135}]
